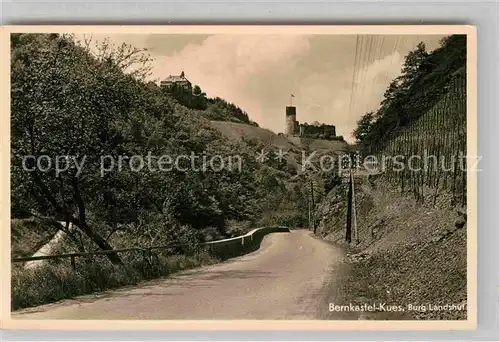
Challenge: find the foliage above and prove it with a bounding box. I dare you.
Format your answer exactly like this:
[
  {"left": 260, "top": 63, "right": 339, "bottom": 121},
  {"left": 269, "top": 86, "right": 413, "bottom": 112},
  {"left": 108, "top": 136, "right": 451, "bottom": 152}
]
[
  {"left": 11, "top": 218, "right": 61, "bottom": 258},
  {"left": 353, "top": 35, "right": 466, "bottom": 150},
  {"left": 205, "top": 97, "right": 257, "bottom": 126},
  {"left": 10, "top": 33, "right": 296, "bottom": 269},
  {"left": 10, "top": 33, "right": 354, "bottom": 310},
  {"left": 160, "top": 82, "right": 259, "bottom": 127},
  {"left": 352, "top": 34, "right": 467, "bottom": 206},
  {"left": 376, "top": 73, "right": 467, "bottom": 206},
  {"left": 11, "top": 250, "right": 216, "bottom": 310},
  {"left": 353, "top": 112, "right": 375, "bottom": 144},
  {"left": 161, "top": 83, "right": 208, "bottom": 110}
]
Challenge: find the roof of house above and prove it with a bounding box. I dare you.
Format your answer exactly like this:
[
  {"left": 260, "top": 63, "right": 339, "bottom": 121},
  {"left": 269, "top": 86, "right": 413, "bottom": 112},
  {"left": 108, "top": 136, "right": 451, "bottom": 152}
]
[{"left": 161, "top": 73, "right": 190, "bottom": 84}]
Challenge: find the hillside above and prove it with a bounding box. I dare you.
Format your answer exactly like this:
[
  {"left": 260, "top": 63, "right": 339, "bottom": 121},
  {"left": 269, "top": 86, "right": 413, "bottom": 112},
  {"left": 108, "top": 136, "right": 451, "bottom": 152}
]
[
  {"left": 10, "top": 32, "right": 470, "bottom": 321},
  {"left": 287, "top": 136, "right": 349, "bottom": 155},
  {"left": 11, "top": 34, "right": 274, "bottom": 255},
  {"left": 354, "top": 35, "right": 466, "bottom": 151},
  {"left": 209, "top": 121, "right": 349, "bottom": 174},
  {"left": 12, "top": 33, "right": 345, "bottom": 263},
  {"left": 317, "top": 34, "right": 468, "bottom": 320},
  {"left": 316, "top": 175, "right": 466, "bottom": 320},
  {"left": 209, "top": 121, "right": 296, "bottom": 150},
  {"left": 210, "top": 121, "right": 348, "bottom": 153},
  {"left": 11, "top": 33, "right": 333, "bottom": 309}
]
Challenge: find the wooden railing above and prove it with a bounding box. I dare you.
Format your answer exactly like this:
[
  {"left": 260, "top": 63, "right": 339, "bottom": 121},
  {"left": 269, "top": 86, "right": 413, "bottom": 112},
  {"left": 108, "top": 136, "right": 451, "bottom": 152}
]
[{"left": 12, "top": 226, "right": 291, "bottom": 269}]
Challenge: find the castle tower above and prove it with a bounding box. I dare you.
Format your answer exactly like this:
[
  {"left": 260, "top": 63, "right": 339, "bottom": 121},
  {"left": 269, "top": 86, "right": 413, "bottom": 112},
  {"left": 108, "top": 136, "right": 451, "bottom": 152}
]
[{"left": 285, "top": 106, "right": 297, "bottom": 136}]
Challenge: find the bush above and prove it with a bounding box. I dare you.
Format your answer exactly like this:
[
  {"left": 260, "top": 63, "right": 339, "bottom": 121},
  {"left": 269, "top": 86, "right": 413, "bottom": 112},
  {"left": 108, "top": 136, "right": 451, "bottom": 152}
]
[
  {"left": 11, "top": 249, "right": 217, "bottom": 311},
  {"left": 225, "top": 220, "right": 255, "bottom": 237},
  {"left": 257, "top": 208, "right": 307, "bottom": 229}
]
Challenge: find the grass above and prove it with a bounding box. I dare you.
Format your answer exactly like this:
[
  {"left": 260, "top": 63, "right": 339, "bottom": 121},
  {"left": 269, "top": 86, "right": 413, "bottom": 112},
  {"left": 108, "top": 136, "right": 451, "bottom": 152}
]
[
  {"left": 336, "top": 228, "right": 467, "bottom": 320},
  {"left": 11, "top": 248, "right": 218, "bottom": 311},
  {"left": 319, "top": 176, "right": 467, "bottom": 320}
]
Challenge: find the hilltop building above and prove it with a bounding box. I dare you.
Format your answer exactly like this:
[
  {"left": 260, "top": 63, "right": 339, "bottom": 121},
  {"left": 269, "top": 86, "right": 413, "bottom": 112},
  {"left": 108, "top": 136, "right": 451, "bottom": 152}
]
[
  {"left": 285, "top": 106, "right": 299, "bottom": 136},
  {"left": 160, "top": 71, "right": 192, "bottom": 91},
  {"left": 285, "top": 105, "right": 337, "bottom": 140}
]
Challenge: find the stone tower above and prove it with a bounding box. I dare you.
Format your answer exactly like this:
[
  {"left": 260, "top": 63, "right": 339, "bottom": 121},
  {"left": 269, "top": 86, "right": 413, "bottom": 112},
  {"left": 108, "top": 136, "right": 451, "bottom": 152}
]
[{"left": 285, "top": 106, "right": 297, "bottom": 136}]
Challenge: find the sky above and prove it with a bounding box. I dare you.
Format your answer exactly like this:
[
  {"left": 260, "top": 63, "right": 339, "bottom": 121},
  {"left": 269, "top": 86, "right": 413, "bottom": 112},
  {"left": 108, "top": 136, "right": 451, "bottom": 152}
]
[{"left": 85, "top": 33, "right": 447, "bottom": 142}]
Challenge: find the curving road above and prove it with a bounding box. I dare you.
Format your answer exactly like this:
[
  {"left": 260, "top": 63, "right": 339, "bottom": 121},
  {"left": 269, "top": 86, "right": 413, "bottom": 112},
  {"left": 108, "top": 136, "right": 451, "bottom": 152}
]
[{"left": 13, "top": 230, "right": 346, "bottom": 320}]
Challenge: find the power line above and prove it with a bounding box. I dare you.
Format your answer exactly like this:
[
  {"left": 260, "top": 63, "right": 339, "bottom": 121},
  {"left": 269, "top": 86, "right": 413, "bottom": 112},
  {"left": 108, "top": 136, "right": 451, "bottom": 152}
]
[
  {"left": 357, "top": 35, "right": 375, "bottom": 116},
  {"left": 352, "top": 35, "right": 366, "bottom": 118},
  {"left": 376, "top": 35, "right": 386, "bottom": 61},
  {"left": 347, "top": 35, "right": 361, "bottom": 119},
  {"left": 382, "top": 35, "right": 402, "bottom": 90},
  {"left": 349, "top": 35, "right": 427, "bottom": 122},
  {"left": 359, "top": 35, "right": 387, "bottom": 115},
  {"left": 367, "top": 35, "right": 387, "bottom": 113},
  {"left": 351, "top": 35, "right": 369, "bottom": 119}
]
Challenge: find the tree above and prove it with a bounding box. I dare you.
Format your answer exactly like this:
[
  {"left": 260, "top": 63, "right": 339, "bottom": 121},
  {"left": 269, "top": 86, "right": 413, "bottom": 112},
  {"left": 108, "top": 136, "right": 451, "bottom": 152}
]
[
  {"left": 11, "top": 33, "right": 300, "bottom": 266},
  {"left": 192, "top": 84, "right": 207, "bottom": 109},
  {"left": 192, "top": 85, "right": 203, "bottom": 96},
  {"left": 205, "top": 97, "right": 251, "bottom": 124},
  {"left": 353, "top": 112, "right": 375, "bottom": 144},
  {"left": 352, "top": 34, "right": 467, "bottom": 151},
  {"left": 11, "top": 34, "right": 157, "bottom": 265}
]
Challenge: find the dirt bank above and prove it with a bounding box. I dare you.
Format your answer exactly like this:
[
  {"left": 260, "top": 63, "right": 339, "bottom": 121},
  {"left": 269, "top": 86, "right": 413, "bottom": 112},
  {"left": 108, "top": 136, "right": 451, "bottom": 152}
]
[{"left": 315, "top": 174, "right": 467, "bottom": 320}]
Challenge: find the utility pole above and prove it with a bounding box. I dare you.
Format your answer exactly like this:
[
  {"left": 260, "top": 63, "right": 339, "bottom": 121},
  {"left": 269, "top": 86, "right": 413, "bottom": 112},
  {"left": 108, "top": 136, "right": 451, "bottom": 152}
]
[
  {"left": 351, "top": 169, "right": 359, "bottom": 244},
  {"left": 345, "top": 171, "right": 353, "bottom": 243},
  {"left": 310, "top": 179, "right": 315, "bottom": 210},
  {"left": 310, "top": 179, "right": 316, "bottom": 233},
  {"left": 308, "top": 198, "right": 311, "bottom": 231}
]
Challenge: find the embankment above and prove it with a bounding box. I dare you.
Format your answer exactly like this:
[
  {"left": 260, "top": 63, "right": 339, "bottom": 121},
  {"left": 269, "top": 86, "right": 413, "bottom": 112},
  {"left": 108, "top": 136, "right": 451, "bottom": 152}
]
[{"left": 315, "top": 174, "right": 467, "bottom": 320}]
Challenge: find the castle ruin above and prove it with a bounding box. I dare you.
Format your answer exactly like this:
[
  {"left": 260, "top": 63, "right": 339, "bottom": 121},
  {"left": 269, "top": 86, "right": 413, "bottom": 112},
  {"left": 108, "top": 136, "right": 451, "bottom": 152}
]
[{"left": 284, "top": 105, "right": 337, "bottom": 140}]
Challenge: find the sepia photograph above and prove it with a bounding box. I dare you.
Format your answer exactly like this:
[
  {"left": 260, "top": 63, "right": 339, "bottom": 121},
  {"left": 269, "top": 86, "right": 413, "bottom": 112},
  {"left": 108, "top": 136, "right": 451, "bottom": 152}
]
[{"left": 1, "top": 25, "right": 477, "bottom": 330}]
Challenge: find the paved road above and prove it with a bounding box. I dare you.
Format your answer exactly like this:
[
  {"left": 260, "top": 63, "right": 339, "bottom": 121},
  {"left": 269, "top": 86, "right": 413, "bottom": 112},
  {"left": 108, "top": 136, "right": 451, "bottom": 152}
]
[{"left": 13, "top": 230, "right": 345, "bottom": 320}]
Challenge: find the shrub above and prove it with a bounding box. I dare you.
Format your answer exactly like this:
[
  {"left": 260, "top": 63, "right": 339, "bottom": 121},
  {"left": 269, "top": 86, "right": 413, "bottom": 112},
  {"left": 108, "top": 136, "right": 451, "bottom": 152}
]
[{"left": 11, "top": 249, "right": 217, "bottom": 311}]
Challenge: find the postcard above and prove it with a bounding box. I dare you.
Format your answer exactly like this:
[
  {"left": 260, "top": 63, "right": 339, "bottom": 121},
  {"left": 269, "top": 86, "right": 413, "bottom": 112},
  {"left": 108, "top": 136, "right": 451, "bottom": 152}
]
[{"left": 0, "top": 25, "right": 477, "bottom": 330}]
